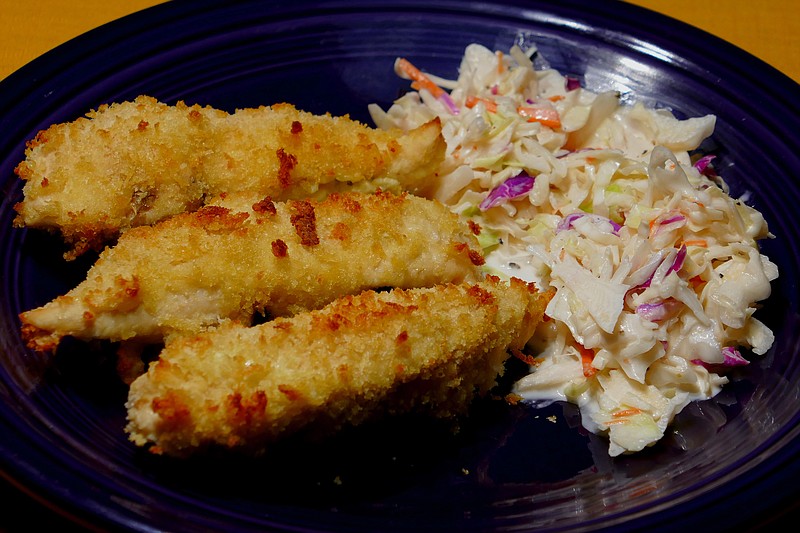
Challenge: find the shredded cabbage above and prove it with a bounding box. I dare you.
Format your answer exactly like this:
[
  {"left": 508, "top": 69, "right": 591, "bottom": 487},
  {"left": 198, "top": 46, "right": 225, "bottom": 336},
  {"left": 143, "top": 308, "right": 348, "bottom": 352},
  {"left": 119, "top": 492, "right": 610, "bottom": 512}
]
[{"left": 371, "top": 42, "right": 777, "bottom": 456}]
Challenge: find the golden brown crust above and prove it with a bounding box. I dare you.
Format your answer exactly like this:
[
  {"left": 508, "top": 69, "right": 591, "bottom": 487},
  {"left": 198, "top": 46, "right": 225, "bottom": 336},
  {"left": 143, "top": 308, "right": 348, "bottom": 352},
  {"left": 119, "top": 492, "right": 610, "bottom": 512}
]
[
  {"left": 14, "top": 96, "right": 445, "bottom": 257},
  {"left": 125, "top": 278, "right": 552, "bottom": 456},
  {"left": 19, "top": 191, "right": 484, "bottom": 350},
  {"left": 288, "top": 200, "right": 319, "bottom": 246},
  {"left": 251, "top": 196, "right": 277, "bottom": 215},
  {"left": 270, "top": 239, "right": 288, "bottom": 258}
]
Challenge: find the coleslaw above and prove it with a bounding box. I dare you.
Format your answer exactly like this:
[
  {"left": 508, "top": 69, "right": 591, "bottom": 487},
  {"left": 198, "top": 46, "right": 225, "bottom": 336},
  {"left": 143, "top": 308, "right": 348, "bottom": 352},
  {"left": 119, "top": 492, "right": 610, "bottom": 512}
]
[{"left": 369, "top": 43, "right": 777, "bottom": 456}]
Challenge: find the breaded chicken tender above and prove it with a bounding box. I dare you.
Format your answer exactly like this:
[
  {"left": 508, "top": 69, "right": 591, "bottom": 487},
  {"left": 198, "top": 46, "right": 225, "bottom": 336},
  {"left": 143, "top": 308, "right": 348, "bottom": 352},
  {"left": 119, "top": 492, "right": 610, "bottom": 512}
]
[
  {"left": 125, "top": 277, "right": 551, "bottom": 456},
  {"left": 20, "top": 191, "right": 484, "bottom": 352},
  {"left": 14, "top": 95, "right": 445, "bottom": 258}
]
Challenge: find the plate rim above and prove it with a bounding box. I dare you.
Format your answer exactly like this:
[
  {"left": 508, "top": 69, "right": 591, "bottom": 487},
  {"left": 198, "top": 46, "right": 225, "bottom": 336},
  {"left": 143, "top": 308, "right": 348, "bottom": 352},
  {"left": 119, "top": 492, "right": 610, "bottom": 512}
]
[{"left": 2, "top": 1, "right": 800, "bottom": 531}]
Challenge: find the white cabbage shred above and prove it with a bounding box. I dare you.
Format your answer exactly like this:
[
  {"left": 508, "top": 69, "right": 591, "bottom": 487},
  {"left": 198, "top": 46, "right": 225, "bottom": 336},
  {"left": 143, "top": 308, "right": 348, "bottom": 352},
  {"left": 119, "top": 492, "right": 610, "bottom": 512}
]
[{"left": 371, "top": 43, "right": 777, "bottom": 456}]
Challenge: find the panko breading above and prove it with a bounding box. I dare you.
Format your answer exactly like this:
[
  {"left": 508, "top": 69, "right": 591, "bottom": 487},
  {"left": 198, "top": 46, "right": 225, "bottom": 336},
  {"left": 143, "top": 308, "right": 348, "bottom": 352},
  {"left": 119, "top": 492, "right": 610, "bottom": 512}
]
[
  {"left": 13, "top": 95, "right": 445, "bottom": 258},
  {"left": 125, "top": 277, "right": 551, "bottom": 456},
  {"left": 20, "top": 191, "right": 484, "bottom": 352}
]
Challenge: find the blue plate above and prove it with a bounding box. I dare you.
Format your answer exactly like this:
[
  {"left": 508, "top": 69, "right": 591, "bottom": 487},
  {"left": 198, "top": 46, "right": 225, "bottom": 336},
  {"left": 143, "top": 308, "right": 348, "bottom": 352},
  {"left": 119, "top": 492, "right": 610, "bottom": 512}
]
[{"left": 2, "top": 1, "right": 799, "bottom": 531}]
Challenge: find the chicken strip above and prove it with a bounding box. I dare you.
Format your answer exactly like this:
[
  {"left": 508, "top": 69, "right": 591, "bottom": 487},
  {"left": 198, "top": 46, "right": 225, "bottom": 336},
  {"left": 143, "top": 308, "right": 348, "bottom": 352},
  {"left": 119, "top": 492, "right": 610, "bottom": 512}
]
[
  {"left": 20, "top": 191, "right": 484, "bottom": 352},
  {"left": 125, "top": 277, "right": 551, "bottom": 456},
  {"left": 14, "top": 95, "right": 445, "bottom": 258}
]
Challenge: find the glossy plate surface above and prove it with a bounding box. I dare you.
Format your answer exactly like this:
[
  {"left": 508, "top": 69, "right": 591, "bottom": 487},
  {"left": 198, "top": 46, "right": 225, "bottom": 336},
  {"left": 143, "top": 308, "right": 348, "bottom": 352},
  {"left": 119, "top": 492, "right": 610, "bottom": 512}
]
[{"left": 1, "top": 1, "right": 799, "bottom": 531}]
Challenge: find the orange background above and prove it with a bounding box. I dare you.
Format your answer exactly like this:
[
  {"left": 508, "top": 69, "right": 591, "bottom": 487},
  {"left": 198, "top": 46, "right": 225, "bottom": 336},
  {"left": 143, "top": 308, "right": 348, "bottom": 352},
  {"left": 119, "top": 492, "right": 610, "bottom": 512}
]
[{"left": 1, "top": 0, "right": 798, "bottom": 83}]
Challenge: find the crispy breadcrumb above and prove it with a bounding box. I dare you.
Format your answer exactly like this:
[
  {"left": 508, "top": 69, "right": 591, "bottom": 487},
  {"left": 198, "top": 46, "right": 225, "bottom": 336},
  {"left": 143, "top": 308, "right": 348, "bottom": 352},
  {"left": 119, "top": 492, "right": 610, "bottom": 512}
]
[
  {"left": 20, "top": 191, "right": 484, "bottom": 351},
  {"left": 14, "top": 96, "right": 445, "bottom": 258},
  {"left": 125, "top": 277, "right": 551, "bottom": 456}
]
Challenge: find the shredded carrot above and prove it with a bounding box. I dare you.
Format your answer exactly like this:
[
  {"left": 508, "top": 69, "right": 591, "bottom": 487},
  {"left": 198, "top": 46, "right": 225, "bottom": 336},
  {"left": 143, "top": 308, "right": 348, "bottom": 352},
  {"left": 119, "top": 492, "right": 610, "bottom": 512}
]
[
  {"left": 511, "top": 348, "right": 540, "bottom": 366},
  {"left": 517, "top": 106, "right": 561, "bottom": 128},
  {"left": 396, "top": 58, "right": 444, "bottom": 98},
  {"left": 578, "top": 344, "right": 598, "bottom": 378},
  {"left": 682, "top": 239, "right": 708, "bottom": 247},
  {"left": 465, "top": 95, "right": 498, "bottom": 113},
  {"left": 612, "top": 408, "right": 643, "bottom": 418},
  {"left": 410, "top": 79, "right": 444, "bottom": 98},
  {"left": 547, "top": 94, "right": 565, "bottom": 102},
  {"left": 648, "top": 217, "right": 658, "bottom": 236},
  {"left": 496, "top": 50, "right": 505, "bottom": 74},
  {"left": 505, "top": 393, "right": 523, "bottom": 405},
  {"left": 464, "top": 97, "right": 562, "bottom": 128},
  {"left": 606, "top": 407, "right": 645, "bottom": 425},
  {"left": 689, "top": 275, "right": 706, "bottom": 288},
  {"left": 647, "top": 217, "right": 666, "bottom": 238}
]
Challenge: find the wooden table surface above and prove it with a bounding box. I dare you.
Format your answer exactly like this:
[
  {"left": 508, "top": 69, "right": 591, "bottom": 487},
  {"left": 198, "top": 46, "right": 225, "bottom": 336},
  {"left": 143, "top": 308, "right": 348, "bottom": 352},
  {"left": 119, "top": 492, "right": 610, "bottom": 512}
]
[{"left": 1, "top": 0, "right": 797, "bottom": 531}]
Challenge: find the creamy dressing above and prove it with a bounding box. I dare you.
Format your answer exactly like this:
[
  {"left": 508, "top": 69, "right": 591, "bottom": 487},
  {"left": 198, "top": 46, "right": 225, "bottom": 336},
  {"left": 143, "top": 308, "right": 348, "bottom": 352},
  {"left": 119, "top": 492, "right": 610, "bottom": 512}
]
[{"left": 371, "top": 42, "right": 777, "bottom": 456}]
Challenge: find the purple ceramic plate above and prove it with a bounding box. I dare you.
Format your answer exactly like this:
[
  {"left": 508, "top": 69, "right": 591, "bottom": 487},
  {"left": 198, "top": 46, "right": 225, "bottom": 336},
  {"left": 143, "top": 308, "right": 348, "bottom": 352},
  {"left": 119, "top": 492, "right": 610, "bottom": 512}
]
[{"left": 2, "top": 1, "right": 799, "bottom": 531}]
